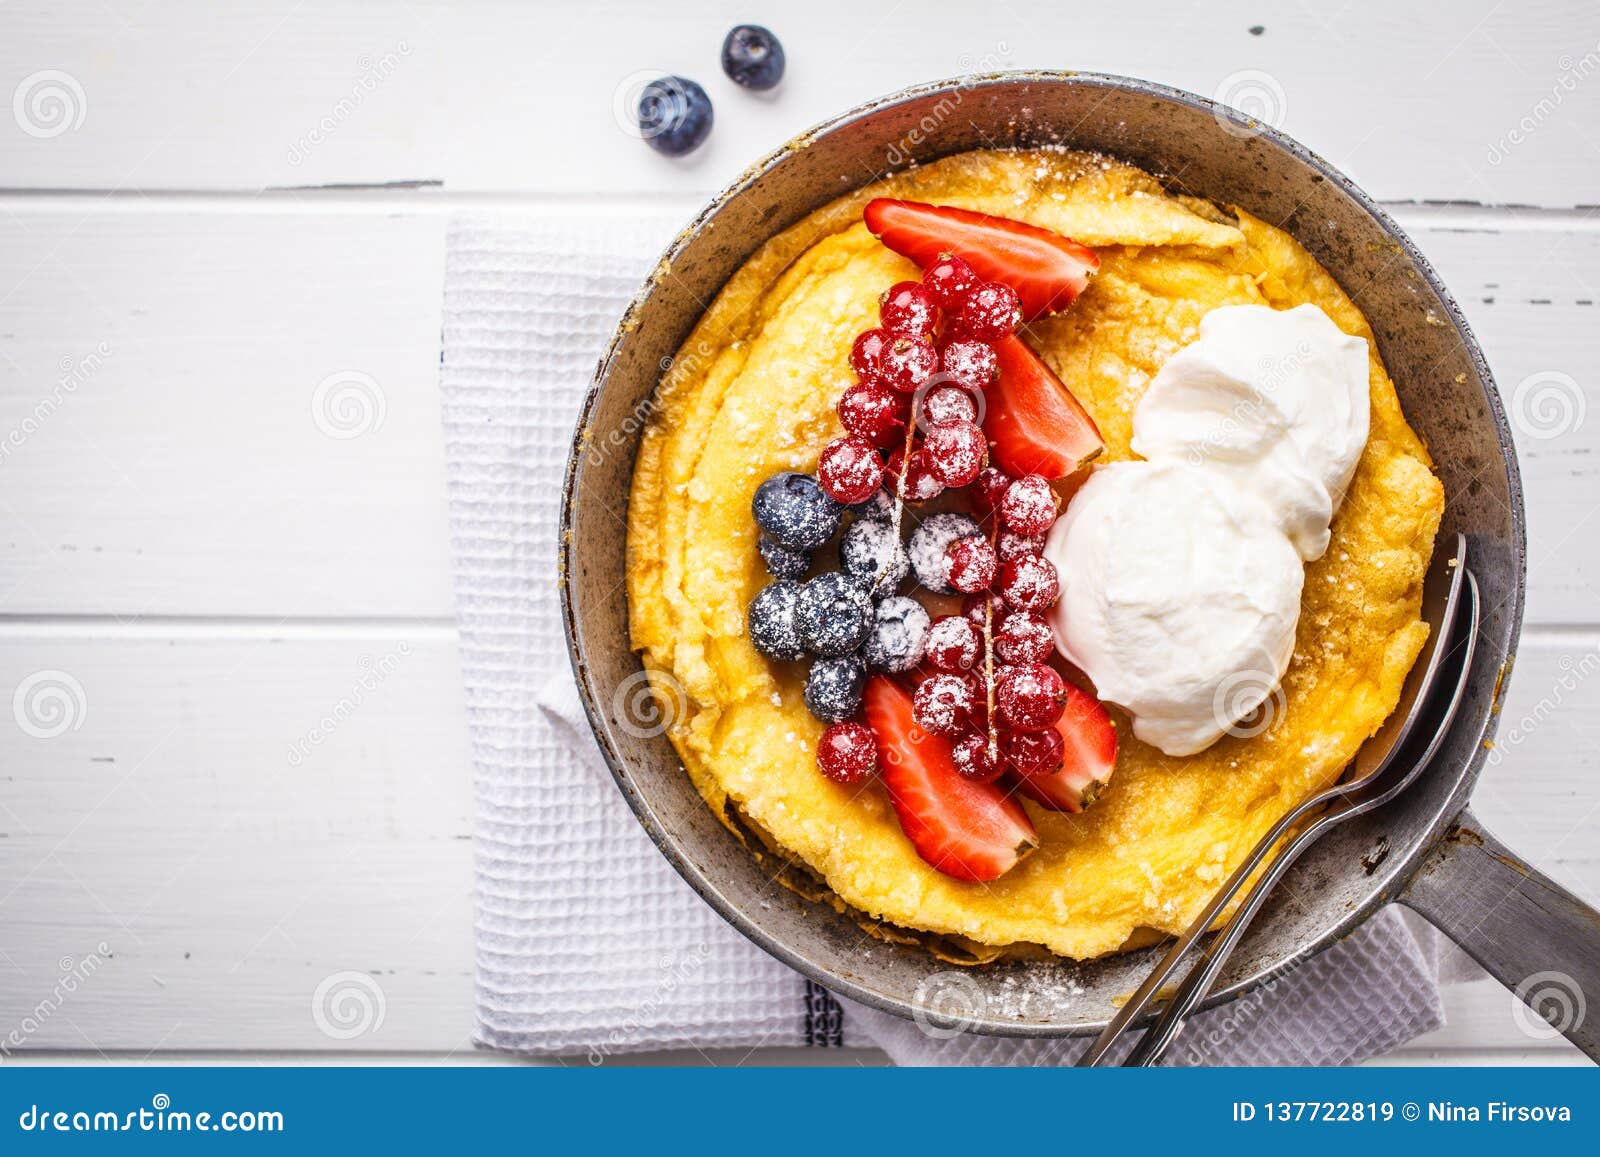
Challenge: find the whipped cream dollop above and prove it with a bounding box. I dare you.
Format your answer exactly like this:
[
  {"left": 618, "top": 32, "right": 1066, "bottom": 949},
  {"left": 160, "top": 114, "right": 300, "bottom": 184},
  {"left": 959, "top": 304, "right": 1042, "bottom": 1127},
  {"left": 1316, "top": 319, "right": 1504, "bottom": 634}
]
[{"left": 1045, "top": 304, "right": 1371, "bottom": 757}]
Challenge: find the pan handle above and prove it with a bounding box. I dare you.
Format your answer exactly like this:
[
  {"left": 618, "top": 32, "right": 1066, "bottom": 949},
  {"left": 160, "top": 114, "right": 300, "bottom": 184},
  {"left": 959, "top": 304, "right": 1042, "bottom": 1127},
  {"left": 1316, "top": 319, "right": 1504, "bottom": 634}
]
[{"left": 1399, "top": 808, "right": 1600, "bottom": 1062}]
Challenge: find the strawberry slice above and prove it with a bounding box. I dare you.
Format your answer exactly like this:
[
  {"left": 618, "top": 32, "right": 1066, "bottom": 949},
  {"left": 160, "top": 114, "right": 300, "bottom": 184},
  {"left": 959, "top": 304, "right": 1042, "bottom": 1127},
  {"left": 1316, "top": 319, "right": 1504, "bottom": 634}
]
[
  {"left": 984, "top": 335, "right": 1104, "bottom": 480},
  {"left": 864, "top": 676, "right": 1037, "bottom": 882},
  {"left": 863, "top": 198, "right": 1099, "bottom": 319},
  {"left": 1013, "top": 681, "right": 1118, "bottom": 814}
]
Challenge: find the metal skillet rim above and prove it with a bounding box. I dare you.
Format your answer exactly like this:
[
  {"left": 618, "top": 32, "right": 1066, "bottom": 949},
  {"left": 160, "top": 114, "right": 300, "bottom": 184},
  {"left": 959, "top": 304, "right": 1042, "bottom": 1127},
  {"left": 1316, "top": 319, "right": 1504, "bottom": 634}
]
[{"left": 556, "top": 70, "right": 1527, "bottom": 1037}]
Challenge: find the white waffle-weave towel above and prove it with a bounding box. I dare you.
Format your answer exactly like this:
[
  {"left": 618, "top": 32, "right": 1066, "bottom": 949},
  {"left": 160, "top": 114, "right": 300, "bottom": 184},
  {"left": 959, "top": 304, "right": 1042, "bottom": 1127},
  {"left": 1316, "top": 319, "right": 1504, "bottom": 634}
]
[{"left": 440, "top": 212, "right": 1452, "bottom": 1064}]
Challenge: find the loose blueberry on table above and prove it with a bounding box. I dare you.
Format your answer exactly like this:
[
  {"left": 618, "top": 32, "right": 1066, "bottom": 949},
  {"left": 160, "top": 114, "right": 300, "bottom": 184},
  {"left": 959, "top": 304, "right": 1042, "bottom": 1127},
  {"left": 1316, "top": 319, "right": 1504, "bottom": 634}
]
[
  {"left": 741, "top": 198, "right": 1123, "bottom": 881},
  {"left": 636, "top": 76, "right": 714, "bottom": 157}
]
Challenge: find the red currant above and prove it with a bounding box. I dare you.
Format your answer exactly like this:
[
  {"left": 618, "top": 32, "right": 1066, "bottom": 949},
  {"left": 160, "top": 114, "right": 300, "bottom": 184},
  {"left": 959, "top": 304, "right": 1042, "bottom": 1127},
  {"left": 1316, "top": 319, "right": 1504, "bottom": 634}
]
[
  {"left": 944, "top": 534, "right": 998, "bottom": 594},
  {"left": 1002, "top": 727, "right": 1065, "bottom": 778},
  {"left": 923, "top": 254, "right": 980, "bottom": 310},
  {"left": 952, "top": 282, "right": 1021, "bottom": 341},
  {"left": 850, "top": 328, "right": 891, "bottom": 384},
  {"left": 995, "top": 662, "right": 1067, "bottom": 732},
  {"left": 924, "top": 419, "right": 988, "bottom": 487},
  {"left": 924, "top": 614, "right": 982, "bottom": 672},
  {"left": 999, "top": 474, "right": 1058, "bottom": 535},
  {"left": 960, "top": 591, "right": 1007, "bottom": 626},
  {"left": 999, "top": 553, "right": 1060, "bottom": 612},
  {"left": 884, "top": 446, "right": 945, "bottom": 503},
  {"left": 817, "top": 435, "right": 885, "bottom": 505},
  {"left": 838, "top": 381, "right": 907, "bottom": 448},
  {"left": 913, "top": 672, "right": 976, "bottom": 739},
  {"left": 818, "top": 721, "right": 879, "bottom": 784},
  {"left": 951, "top": 731, "right": 1003, "bottom": 783},
  {"left": 920, "top": 383, "right": 978, "bottom": 427},
  {"left": 939, "top": 339, "right": 998, "bottom": 392},
  {"left": 996, "top": 529, "right": 1046, "bottom": 562},
  {"left": 971, "top": 467, "right": 1014, "bottom": 517},
  {"left": 994, "top": 611, "right": 1055, "bottom": 664},
  {"left": 879, "top": 281, "right": 940, "bottom": 339},
  {"left": 879, "top": 336, "right": 938, "bottom": 394}
]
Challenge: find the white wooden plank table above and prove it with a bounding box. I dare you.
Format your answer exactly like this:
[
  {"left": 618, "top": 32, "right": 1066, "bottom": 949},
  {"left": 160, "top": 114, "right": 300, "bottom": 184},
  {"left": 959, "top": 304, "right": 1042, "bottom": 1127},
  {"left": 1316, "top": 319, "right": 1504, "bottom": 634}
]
[{"left": 1, "top": 0, "right": 1596, "bottom": 1065}]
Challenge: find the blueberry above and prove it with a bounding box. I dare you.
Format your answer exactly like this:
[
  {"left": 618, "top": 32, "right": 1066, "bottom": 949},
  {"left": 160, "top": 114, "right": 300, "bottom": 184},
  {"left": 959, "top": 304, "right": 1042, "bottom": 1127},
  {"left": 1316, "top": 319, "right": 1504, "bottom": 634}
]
[
  {"left": 795, "top": 572, "right": 872, "bottom": 657},
  {"left": 804, "top": 655, "right": 866, "bottom": 724},
  {"left": 839, "top": 517, "right": 908, "bottom": 598},
  {"left": 863, "top": 596, "right": 930, "bottom": 674},
  {"left": 908, "top": 512, "right": 983, "bottom": 595},
  {"left": 637, "top": 76, "right": 713, "bottom": 157},
  {"left": 849, "top": 488, "right": 894, "bottom": 523},
  {"left": 758, "top": 533, "right": 810, "bottom": 580},
  {"left": 721, "top": 25, "right": 785, "bottom": 91},
  {"left": 747, "top": 580, "right": 805, "bottom": 661},
  {"left": 752, "top": 472, "right": 842, "bottom": 552}
]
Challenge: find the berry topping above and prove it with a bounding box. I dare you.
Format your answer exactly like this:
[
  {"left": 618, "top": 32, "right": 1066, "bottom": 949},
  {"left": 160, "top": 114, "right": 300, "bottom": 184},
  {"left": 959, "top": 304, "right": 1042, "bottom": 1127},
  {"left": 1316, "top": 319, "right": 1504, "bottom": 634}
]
[
  {"left": 960, "top": 591, "right": 1007, "bottom": 626},
  {"left": 1011, "top": 682, "right": 1118, "bottom": 813},
  {"left": 924, "top": 418, "right": 988, "bottom": 487},
  {"left": 923, "top": 254, "right": 981, "bottom": 310},
  {"left": 999, "top": 474, "right": 1058, "bottom": 535},
  {"left": 907, "top": 512, "right": 982, "bottom": 594},
  {"left": 837, "top": 381, "right": 906, "bottom": 448},
  {"left": 913, "top": 672, "right": 977, "bottom": 738},
  {"left": 879, "top": 280, "right": 940, "bottom": 339},
  {"left": 839, "top": 516, "right": 909, "bottom": 596},
  {"left": 805, "top": 654, "right": 868, "bottom": 723},
  {"left": 862, "top": 198, "right": 1100, "bottom": 320},
  {"left": 848, "top": 488, "right": 894, "bottom": 522},
  {"left": 863, "top": 595, "right": 930, "bottom": 674},
  {"left": 879, "top": 335, "right": 938, "bottom": 394},
  {"left": 720, "top": 24, "right": 785, "bottom": 91},
  {"left": 850, "top": 328, "right": 891, "bottom": 385},
  {"left": 884, "top": 447, "right": 945, "bottom": 503},
  {"left": 817, "top": 721, "right": 877, "bottom": 785},
  {"left": 951, "top": 731, "right": 1002, "bottom": 783},
  {"left": 994, "top": 610, "right": 1054, "bottom": 664},
  {"left": 864, "top": 676, "right": 1036, "bottom": 882},
  {"left": 984, "top": 335, "right": 1104, "bottom": 480},
  {"left": 752, "top": 472, "right": 843, "bottom": 551},
  {"left": 924, "top": 614, "right": 982, "bottom": 673},
  {"left": 952, "top": 281, "right": 1021, "bottom": 342},
  {"left": 995, "top": 662, "right": 1067, "bottom": 732},
  {"left": 971, "top": 466, "right": 1014, "bottom": 516},
  {"left": 637, "top": 76, "right": 714, "bottom": 157},
  {"left": 817, "top": 435, "right": 885, "bottom": 505},
  {"left": 747, "top": 580, "right": 806, "bottom": 661},
  {"left": 1002, "top": 726, "right": 1065, "bottom": 779},
  {"left": 794, "top": 572, "right": 872, "bottom": 657},
  {"left": 996, "top": 529, "right": 1046, "bottom": 562},
  {"left": 758, "top": 533, "right": 810, "bottom": 580},
  {"left": 939, "top": 339, "right": 999, "bottom": 392},
  {"left": 944, "top": 534, "right": 998, "bottom": 594},
  {"left": 920, "top": 382, "right": 979, "bottom": 427},
  {"left": 998, "top": 553, "right": 1060, "bottom": 612}
]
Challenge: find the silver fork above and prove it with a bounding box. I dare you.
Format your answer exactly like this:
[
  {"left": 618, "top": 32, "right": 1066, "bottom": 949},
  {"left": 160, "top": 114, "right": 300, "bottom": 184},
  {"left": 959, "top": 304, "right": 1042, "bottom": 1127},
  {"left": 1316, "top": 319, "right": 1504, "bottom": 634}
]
[{"left": 1079, "top": 533, "right": 1474, "bottom": 1067}]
